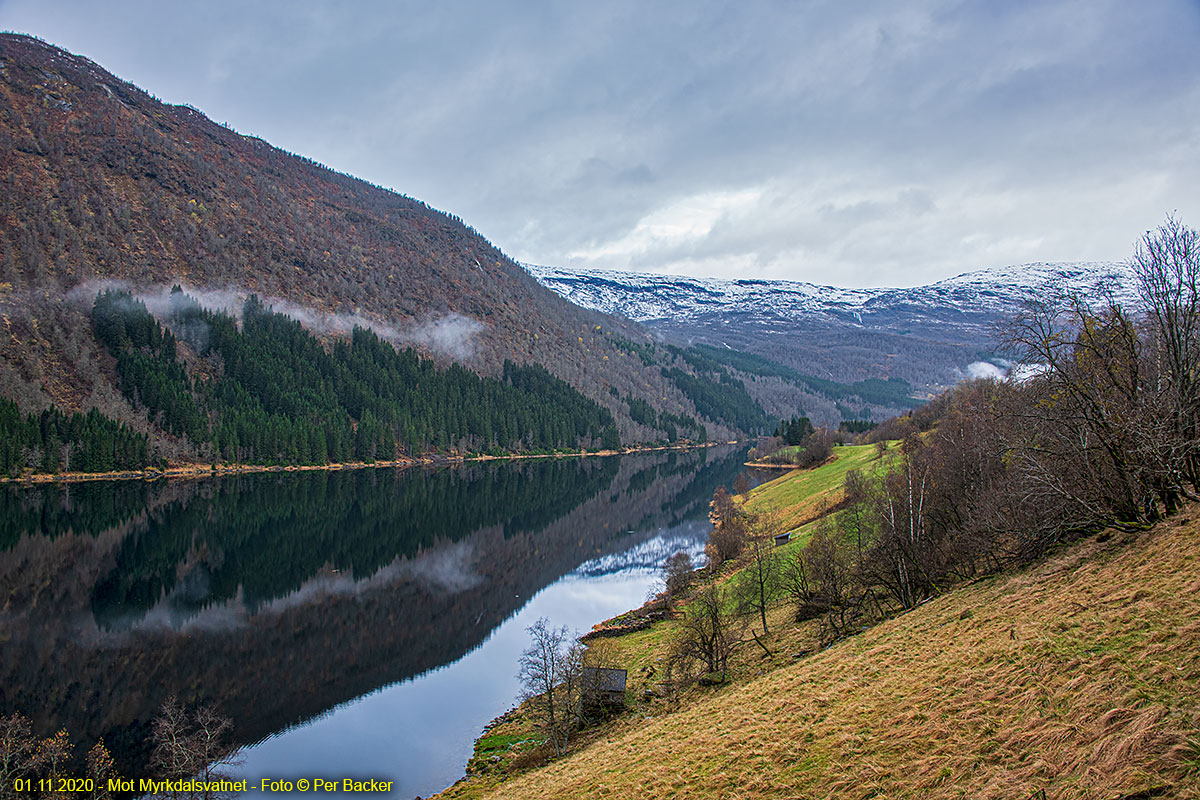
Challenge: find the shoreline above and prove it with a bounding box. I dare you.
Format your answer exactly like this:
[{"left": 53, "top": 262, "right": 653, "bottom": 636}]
[
  {"left": 742, "top": 460, "right": 804, "bottom": 469},
  {"left": 0, "top": 440, "right": 737, "bottom": 485},
  {"left": 743, "top": 452, "right": 842, "bottom": 470},
  {"left": 435, "top": 450, "right": 830, "bottom": 798}
]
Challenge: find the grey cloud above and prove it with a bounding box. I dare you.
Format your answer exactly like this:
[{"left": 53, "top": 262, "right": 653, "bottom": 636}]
[{"left": 2, "top": 0, "right": 1198, "bottom": 286}]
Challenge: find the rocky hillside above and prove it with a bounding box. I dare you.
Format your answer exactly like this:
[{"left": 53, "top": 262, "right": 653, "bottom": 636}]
[
  {"left": 527, "top": 261, "right": 1139, "bottom": 391},
  {"left": 0, "top": 33, "right": 743, "bottom": 449}
]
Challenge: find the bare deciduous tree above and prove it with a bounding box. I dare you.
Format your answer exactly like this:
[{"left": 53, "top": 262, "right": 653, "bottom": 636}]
[
  {"left": 866, "top": 432, "right": 938, "bottom": 607},
  {"left": 670, "top": 584, "right": 742, "bottom": 682},
  {"left": 841, "top": 469, "right": 873, "bottom": 560},
  {"left": 1002, "top": 284, "right": 1179, "bottom": 531},
  {"left": 789, "top": 428, "right": 835, "bottom": 468},
  {"left": 781, "top": 545, "right": 817, "bottom": 621},
  {"left": 710, "top": 486, "right": 738, "bottom": 526},
  {"left": 1133, "top": 214, "right": 1200, "bottom": 494},
  {"left": 662, "top": 551, "right": 695, "bottom": 600},
  {"left": 0, "top": 713, "right": 38, "bottom": 793},
  {"left": 85, "top": 741, "right": 115, "bottom": 800},
  {"left": 517, "top": 618, "right": 585, "bottom": 756},
  {"left": 734, "top": 533, "right": 779, "bottom": 646},
  {"left": 804, "top": 515, "right": 858, "bottom": 640},
  {"left": 706, "top": 487, "right": 748, "bottom": 569},
  {"left": 150, "top": 697, "right": 240, "bottom": 800}
]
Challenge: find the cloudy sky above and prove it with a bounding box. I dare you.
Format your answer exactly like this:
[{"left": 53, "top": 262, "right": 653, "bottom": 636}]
[{"left": 2, "top": 1, "right": 1197, "bottom": 287}]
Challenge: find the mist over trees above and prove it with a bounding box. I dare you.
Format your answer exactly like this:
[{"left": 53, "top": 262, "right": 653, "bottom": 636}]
[
  {"left": 0, "top": 34, "right": 766, "bottom": 451},
  {"left": 89, "top": 288, "right": 622, "bottom": 465}
]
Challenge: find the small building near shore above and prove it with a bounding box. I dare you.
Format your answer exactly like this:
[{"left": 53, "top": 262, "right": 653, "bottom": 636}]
[
  {"left": 774, "top": 531, "right": 792, "bottom": 547},
  {"left": 582, "top": 667, "right": 627, "bottom": 708}
]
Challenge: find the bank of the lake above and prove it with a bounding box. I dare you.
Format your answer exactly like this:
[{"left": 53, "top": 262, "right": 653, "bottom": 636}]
[
  {"left": 439, "top": 442, "right": 1200, "bottom": 800},
  {"left": 435, "top": 444, "right": 893, "bottom": 798},
  {"left": 0, "top": 440, "right": 733, "bottom": 485}
]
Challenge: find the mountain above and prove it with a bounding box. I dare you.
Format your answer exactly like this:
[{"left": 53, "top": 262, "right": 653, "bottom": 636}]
[
  {"left": 526, "top": 261, "right": 1139, "bottom": 391},
  {"left": 0, "top": 33, "right": 771, "bottom": 456},
  {"left": 0, "top": 32, "right": 1136, "bottom": 452},
  {"left": 525, "top": 262, "right": 1138, "bottom": 324}
]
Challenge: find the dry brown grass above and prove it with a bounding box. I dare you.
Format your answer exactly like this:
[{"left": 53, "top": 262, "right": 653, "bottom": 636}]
[{"left": 467, "top": 507, "right": 1200, "bottom": 799}]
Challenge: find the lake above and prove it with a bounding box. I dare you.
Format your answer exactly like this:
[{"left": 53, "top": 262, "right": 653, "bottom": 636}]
[{"left": 0, "top": 445, "right": 755, "bottom": 798}]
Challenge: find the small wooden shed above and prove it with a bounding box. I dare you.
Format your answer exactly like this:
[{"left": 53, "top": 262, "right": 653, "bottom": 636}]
[
  {"left": 581, "top": 667, "right": 627, "bottom": 708},
  {"left": 774, "top": 531, "right": 792, "bottom": 547}
]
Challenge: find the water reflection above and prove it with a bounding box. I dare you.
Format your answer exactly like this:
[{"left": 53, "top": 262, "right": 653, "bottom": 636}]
[
  {"left": 0, "top": 446, "right": 755, "bottom": 794},
  {"left": 239, "top": 540, "right": 697, "bottom": 799}
]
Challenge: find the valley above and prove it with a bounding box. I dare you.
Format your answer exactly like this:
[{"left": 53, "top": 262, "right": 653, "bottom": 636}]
[
  {"left": 528, "top": 261, "right": 1140, "bottom": 393},
  {"left": 0, "top": 33, "right": 784, "bottom": 467},
  {"left": 0, "top": 13, "right": 1196, "bottom": 800}
]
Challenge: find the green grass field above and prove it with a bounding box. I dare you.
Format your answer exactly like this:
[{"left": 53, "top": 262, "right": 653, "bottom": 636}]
[{"left": 743, "top": 442, "right": 890, "bottom": 535}]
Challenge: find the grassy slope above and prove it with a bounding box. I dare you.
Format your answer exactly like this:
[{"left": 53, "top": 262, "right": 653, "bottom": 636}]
[
  {"left": 743, "top": 443, "right": 887, "bottom": 536},
  {"left": 437, "top": 447, "right": 885, "bottom": 797},
  {"left": 474, "top": 507, "right": 1200, "bottom": 799}
]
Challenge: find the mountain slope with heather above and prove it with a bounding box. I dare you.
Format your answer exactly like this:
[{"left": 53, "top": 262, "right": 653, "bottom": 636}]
[{"left": 0, "top": 34, "right": 769, "bottom": 456}]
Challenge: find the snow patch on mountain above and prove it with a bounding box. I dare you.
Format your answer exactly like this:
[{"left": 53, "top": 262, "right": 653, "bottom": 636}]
[{"left": 524, "top": 261, "right": 1138, "bottom": 324}]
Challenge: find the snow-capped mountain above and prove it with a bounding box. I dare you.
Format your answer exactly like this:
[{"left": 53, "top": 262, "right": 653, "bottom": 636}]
[
  {"left": 525, "top": 262, "right": 1138, "bottom": 325},
  {"left": 525, "top": 261, "right": 1138, "bottom": 394}
]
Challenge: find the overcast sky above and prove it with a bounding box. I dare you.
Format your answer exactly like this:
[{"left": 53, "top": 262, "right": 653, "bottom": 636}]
[{"left": 2, "top": 1, "right": 1198, "bottom": 287}]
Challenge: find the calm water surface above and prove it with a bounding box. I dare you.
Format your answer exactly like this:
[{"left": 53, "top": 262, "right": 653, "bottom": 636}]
[{"left": 0, "top": 446, "right": 755, "bottom": 798}]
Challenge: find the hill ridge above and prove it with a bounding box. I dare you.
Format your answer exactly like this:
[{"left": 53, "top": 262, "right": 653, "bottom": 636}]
[{"left": 525, "top": 260, "right": 1138, "bottom": 322}]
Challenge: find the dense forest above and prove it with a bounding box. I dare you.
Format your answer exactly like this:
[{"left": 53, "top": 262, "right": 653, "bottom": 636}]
[
  {"left": 0, "top": 397, "right": 149, "bottom": 474},
  {"left": 660, "top": 366, "right": 771, "bottom": 435},
  {"left": 89, "top": 287, "right": 623, "bottom": 466},
  {"left": 677, "top": 343, "right": 920, "bottom": 410},
  {"left": 0, "top": 276, "right": 807, "bottom": 475},
  {"left": 621, "top": 394, "right": 706, "bottom": 444}
]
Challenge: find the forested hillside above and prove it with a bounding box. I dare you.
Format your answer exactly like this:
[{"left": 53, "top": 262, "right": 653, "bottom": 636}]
[
  {"left": 90, "top": 286, "right": 620, "bottom": 465},
  {"left": 0, "top": 34, "right": 774, "bottom": 463},
  {"left": 671, "top": 343, "right": 921, "bottom": 423},
  {"left": 0, "top": 397, "right": 148, "bottom": 474}
]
